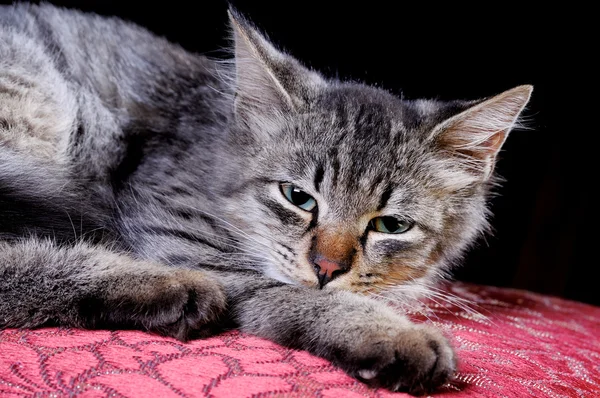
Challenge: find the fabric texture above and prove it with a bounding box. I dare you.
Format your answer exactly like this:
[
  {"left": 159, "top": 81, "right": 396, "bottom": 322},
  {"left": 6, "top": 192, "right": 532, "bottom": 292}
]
[{"left": 1, "top": 282, "right": 599, "bottom": 397}]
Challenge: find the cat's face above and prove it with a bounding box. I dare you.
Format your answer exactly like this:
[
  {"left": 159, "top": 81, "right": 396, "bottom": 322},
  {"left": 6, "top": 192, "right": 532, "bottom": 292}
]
[{"left": 221, "top": 11, "right": 531, "bottom": 296}]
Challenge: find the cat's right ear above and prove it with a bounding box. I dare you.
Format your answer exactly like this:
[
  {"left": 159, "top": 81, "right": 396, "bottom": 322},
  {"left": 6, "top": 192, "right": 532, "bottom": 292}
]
[{"left": 228, "top": 9, "right": 326, "bottom": 134}]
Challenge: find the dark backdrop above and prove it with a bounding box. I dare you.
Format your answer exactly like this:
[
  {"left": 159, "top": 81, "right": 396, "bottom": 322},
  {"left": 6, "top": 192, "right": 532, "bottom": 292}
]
[{"left": 6, "top": 1, "right": 597, "bottom": 305}]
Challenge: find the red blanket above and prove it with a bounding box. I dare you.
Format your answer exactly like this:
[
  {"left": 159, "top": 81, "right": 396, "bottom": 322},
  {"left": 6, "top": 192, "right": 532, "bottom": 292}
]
[{"left": 1, "top": 283, "right": 599, "bottom": 397}]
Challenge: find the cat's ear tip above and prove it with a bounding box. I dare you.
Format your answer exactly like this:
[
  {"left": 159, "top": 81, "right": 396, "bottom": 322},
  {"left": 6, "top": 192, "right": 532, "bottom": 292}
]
[
  {"left": 515, "top": 84, "right": 533, "bottom": 93},
  {"left": 226, "top": 7, "right": 258, "bottom": 43},
  {"left": 492, "top": 85, "right": 533, "bottom": 107},
  {"left": 226, "top": 7, "right": 238, "bottom": 21},
  {"left": 226, "top": 7, "right": 249, "bottom": 28},
  {"left": 507, "top": 84, "right": 534, "bottom": 99}
]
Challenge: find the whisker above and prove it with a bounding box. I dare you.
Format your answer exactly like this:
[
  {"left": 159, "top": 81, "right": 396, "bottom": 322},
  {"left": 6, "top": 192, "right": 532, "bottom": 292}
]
[
  {"left": 379, "top": 276, "right": 495, "bottom": 326},
  {"left": 426, "top": 285, "right": 493, "bottom": 319},
  {"left": 168, "top": 197, "right": 278, "bottom": 251},
  {"left": 414, "top": 286, "right": 493, "bottom": 325}
]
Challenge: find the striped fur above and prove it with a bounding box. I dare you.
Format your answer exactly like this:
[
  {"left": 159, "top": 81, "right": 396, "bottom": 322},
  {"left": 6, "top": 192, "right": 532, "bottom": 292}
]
[{"left": 0, "top": 4, "right": 531, "bottom": 393}]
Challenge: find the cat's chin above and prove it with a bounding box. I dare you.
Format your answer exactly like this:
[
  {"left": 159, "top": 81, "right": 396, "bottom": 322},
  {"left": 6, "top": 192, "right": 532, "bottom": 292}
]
[
  {"left": 264, "top": 269, "right": 356, "bottom": 291},
  {"left": 266, "top": 269, "right": 376, "bottom": 293},
  {"left": 262, "top": 268, "right": 355, "bottom": 291},
  {"left": 262, "top": 265, "right": 311, "bottom": 287}
]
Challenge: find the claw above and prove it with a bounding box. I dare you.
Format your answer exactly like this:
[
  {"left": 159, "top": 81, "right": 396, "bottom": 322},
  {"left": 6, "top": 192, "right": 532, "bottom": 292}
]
[{"left": 358, "top": 369, "right": 378, "bottom": 380}]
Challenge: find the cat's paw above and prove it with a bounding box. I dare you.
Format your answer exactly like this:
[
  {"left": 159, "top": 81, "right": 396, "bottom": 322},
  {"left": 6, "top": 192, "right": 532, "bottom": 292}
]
[
  {"left": 138, "top": 269, "right": 227, "bottom": 341},
  {"left": 349, "top": 325, "right": 456, "bottom": 395},
  {"left": 85, "top": 269, "right": 227, "bottom": 341}
]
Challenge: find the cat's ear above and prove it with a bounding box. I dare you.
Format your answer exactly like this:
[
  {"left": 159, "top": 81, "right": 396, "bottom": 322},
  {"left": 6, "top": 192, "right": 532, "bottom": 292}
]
[
  {"left": 228, "top": 9, "right": 326, "bottom": 130},
  {"left": 430, "top": 85, "right": 532, "bottom": 185}
]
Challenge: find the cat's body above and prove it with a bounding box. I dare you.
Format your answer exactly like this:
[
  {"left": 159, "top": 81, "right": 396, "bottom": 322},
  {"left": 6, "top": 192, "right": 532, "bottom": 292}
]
[{"left": 0, "top": 4, "right": 531, "bottom": 394}]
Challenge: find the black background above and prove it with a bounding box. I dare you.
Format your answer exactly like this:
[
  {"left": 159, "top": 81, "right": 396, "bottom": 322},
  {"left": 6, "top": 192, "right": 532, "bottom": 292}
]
[{"left": 6, "top": 1, "right": 597, "bottom": 305}]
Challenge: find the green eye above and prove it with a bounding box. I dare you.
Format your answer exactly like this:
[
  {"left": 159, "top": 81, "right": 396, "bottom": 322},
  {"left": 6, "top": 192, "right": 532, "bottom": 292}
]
[
  {"left": 280, "top": 183, "right": 317, "bottom": 212},
  {"left": 370, "top": 216, "right": 413, "bottom": 234}
]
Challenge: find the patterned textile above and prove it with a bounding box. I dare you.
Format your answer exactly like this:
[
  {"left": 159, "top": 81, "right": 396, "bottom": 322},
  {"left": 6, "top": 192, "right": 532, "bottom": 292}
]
[{"left": 1, "top": 283, "right": 599, "bottom": 397}]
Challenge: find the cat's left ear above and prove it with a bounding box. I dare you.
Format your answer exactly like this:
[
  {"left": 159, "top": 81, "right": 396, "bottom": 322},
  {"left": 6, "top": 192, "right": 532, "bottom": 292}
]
[
  {"left": 228, "top": 9, "right": 326, "bottom": 132},
  {"left": 430, "top": 85, "right": 533, "bottom": 183}
]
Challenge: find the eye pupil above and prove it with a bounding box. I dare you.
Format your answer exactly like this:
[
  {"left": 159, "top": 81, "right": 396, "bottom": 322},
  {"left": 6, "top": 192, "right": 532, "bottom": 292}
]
[
  {"left": 291, "top": 188, "right": 311, "bottom": 206},
  {"left": 382, "top": 217, "right": 398, "bottom": 231}
]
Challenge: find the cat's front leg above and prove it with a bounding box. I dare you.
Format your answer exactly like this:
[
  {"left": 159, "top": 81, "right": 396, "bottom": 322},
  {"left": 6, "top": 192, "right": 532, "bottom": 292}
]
[
  {"left": 0, "top": 239, "right": 225, "bottom": 341},
  {"left": 221, "top": 274, "right": 455, "bottom": 394}
]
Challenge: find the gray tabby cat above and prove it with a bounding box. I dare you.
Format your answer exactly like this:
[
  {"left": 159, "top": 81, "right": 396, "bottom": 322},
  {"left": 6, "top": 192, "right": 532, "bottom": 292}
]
[{"left": 0, "top": 3, "right": 532, "bottom": 394}]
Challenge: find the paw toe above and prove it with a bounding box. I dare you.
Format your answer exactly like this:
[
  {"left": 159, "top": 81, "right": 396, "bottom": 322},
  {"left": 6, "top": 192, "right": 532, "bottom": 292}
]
[
  {"left": 354, "top": 326, "right": 455, "bottom": 394},
  {"left": 149, "top": 271, "right": 226, "bottom": 341}
]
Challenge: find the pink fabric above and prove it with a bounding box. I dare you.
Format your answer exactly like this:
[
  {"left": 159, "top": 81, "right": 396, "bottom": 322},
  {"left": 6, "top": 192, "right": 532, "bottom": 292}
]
[{"left": 1, "top": 282, "right": 599, "bottom": 397}]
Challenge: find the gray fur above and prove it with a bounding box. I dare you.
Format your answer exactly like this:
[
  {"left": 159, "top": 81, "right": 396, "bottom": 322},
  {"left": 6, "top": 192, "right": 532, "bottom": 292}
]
[{"left": 0, "top": 4, "right": 531, "bottom": 393}]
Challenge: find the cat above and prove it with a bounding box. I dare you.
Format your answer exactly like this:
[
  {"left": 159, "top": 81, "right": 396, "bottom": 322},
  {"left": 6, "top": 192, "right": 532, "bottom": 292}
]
[{"left": 0, "top": 3, "right": 532, "bottom": 394}]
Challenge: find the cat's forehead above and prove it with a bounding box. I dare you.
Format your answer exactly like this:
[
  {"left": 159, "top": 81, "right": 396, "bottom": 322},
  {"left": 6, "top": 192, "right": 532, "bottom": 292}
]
[
  {"left": 284, "top": 85, "right": 438, "bottom": 174},
  {"left": 312, "top": 85, "right": 444, "bottom": 134},
  {"left": 280, "top": 85, "right": 475, "bottom": 179},
  {"left": 305, "top": 84, "right": 473, "bottom": 138}
]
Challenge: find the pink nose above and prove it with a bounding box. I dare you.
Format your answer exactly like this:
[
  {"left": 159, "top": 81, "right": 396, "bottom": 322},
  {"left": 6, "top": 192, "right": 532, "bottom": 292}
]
[{"left": 313, "top": 256, "right": 349, "bottom": 288}]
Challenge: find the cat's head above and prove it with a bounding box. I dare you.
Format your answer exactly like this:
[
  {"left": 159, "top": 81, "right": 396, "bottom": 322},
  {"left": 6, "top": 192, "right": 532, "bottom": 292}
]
[{"left": 219, "top": 11, "right": 532, "bottom": 297}]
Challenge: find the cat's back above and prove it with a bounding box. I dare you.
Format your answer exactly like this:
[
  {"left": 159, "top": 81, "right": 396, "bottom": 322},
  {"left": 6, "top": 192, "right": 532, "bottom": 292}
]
[
  {"left": 1, "top": 3, "right": 232, "bottom": 244},
  {"left": 1, "top": 3, "right": 228, "bottom": 179},
  {"left": 1, "top": 3, "right": 219, "bottom": 104}
]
